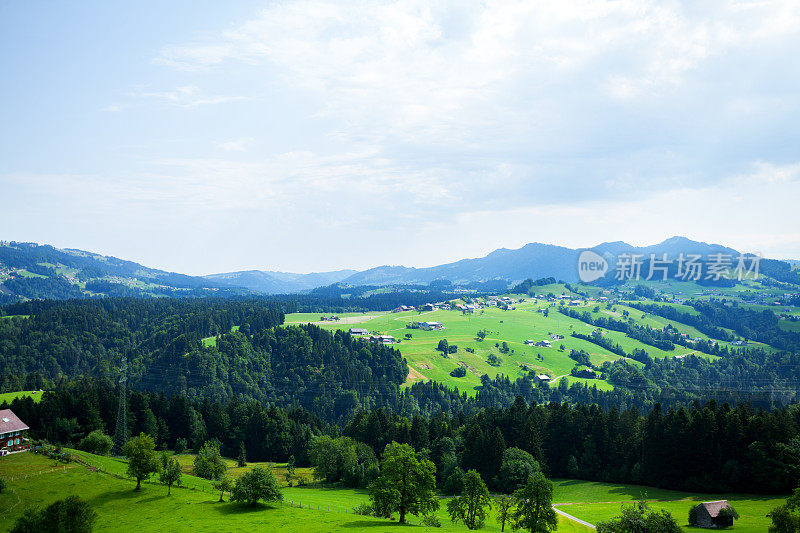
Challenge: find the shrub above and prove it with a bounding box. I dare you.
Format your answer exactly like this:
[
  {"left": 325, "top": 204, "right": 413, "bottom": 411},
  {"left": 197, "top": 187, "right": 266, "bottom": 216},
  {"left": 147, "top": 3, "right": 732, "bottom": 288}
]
[
  {"left": 78, "top": 430, "right": 113, "bottom": 456},
  {"left": 450, "top": 367, "right": 467, "bottom": 378},
  {"left": 231, "top": 466, "right": 283, "bottom": 507},
  {"left": 11, "top": 495, "right": 97, "bottom": 533},
  {"left": 421, "top": 513, "right": 441, "bottom": 527},
  {"left": 174, "top": 438, "right": 188, "bottom": 454},
  {"left": 353, "top": 503, "right": 374, "bottom": 516}
]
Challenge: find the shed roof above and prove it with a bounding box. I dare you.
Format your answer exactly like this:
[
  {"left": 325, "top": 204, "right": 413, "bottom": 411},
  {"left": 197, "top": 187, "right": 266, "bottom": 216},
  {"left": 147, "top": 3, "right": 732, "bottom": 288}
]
[{"left": 700, "top": 500, "right": 732, "bottom": 518}]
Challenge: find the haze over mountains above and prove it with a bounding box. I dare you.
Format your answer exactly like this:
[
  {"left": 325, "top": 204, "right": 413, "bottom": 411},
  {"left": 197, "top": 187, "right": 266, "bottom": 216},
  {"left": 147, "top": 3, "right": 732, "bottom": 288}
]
[{"left": 0, "top": 236, "right": 755, "bottom": 302}]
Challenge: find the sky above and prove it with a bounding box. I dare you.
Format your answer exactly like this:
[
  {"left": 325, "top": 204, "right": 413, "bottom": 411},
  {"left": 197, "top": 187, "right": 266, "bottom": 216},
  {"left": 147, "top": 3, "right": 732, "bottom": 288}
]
[{"left": 2, "top": 0, "right": 800, "bottom": 276}]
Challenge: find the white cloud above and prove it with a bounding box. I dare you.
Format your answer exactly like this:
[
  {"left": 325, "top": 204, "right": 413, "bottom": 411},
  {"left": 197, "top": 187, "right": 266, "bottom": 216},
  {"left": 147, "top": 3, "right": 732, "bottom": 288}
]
[
  {"left": 217, "top": 138, "right": 254, "bottom": 152},
  {"left": 130, "top": 85, "right": 249, "bottom": 107}
]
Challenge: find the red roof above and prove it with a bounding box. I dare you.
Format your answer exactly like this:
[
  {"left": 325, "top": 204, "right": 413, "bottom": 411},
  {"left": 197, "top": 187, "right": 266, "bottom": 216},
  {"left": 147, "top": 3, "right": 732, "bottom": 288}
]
[
  {"left": 700, "top": 500, "right": 732, "bottom": 518},
  {"left": 0, "top": 409, "right": 29, "bottom": 434}
]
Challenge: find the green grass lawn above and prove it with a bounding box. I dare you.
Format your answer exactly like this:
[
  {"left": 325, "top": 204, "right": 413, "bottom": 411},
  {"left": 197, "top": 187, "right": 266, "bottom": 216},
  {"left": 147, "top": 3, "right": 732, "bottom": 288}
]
[
  {"left": 3, "top": 452, "right": 783, "bottom": 532},
  {"left": 551, "top": 478, "right": 785, "bottom": 532},
  {"left": 285, "top": 300, "right": 636, "bottom": 395},
  {"left": 0, "top": 390, "right": 44, "bottom": 404},
  {"left": 0, "top": 452, "right": 589, "bottom": 532}
]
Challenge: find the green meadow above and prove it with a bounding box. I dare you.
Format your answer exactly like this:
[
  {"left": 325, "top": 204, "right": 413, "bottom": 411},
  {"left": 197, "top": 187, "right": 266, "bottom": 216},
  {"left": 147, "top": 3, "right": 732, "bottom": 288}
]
[
  {"left": 0, "top": 452, "right": 784, "bottom": 532},
  {"left": 0, "top": 390, "right": 44, "bottom": 404},
  {"left": 0, "top": 452, "right": 588, "bottom": 532},
  {"left": 283, "top": 294, "right": 718, "bottom": 394}
]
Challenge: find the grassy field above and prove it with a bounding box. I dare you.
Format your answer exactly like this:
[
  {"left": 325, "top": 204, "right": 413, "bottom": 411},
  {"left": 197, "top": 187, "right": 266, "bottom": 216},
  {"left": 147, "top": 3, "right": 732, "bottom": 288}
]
[
  {"left": 0, "top": 390, "right": 44, "bottom": 404},
  {"left": 282, "top": 294, "right": 722, "bottom": 394},
  {"left": 1, "top": 452, "right": 783, "bottom": 532},
  {"left": 550, "top": 478, "right": 784, "bottom": 531},
  {"left": 0, "top": 452, "right": 589, "bottom": 532}
]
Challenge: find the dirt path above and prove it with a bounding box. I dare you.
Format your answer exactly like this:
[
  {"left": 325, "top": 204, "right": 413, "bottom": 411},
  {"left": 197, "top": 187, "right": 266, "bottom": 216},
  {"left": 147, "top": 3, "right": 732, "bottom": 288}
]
[{"left": 553, "top": 506, "right": 596, "bottom": 529}]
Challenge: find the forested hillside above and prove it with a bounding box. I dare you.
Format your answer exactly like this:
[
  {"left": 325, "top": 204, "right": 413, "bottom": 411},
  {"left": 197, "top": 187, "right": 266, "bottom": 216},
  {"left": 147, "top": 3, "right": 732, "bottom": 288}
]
[
  {"left": 6, "top": 380, "right": 799, "bottom": 495},
  {"left": 0, "top": 241, "right": 244, "bottom": 302},
  {"left": 0, "top": 298, "right": 408, "bottom": 423}
]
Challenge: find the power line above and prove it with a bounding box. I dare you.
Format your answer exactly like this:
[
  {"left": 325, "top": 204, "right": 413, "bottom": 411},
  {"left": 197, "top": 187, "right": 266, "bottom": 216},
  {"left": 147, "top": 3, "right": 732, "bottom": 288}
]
[{"left": 112, "top": 354, "right": 128, "bottom": 455}]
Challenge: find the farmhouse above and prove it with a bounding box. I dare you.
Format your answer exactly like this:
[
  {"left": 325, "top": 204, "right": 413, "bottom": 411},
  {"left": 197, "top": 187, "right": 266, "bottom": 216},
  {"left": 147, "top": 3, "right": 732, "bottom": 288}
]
[
  {"left": 692, "top": 500, "right": 736, "bottom": 529},
  {"left": 535, "top": 340, "right": 552, "bottom": 348},
  {"left": 534, "top": 374, "right": 551, "bottom": 384},
  {"left": 420, "top": 321, "right": 444, "bottom": 331},
  {"left": 524, "top": 340, "right": 536, "bottom": 346},
  {"left": 348, "top": 328, "right": 369, "bottom": 336},
  {"left": 368, "top": 335, "right": 396, "bottom": 344},
  {"left": 0, "top": 409, "right": 29, "bottom": 453}
]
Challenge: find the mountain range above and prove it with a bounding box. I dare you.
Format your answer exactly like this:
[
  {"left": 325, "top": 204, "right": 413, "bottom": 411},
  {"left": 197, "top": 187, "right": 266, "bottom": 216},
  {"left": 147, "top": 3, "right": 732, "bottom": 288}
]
[{"left": 0, "top": 236, "right": 759, "bottom": 302}]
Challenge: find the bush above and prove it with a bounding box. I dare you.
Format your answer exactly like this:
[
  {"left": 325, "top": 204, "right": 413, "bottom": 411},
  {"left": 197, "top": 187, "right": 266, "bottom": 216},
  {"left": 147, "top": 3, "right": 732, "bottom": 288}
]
[
  {"left": 78, "top": 430, "right": 113, "bottom": 456},
  {"left": 10, "top": 495, "right": 97, "bottom": 533},
  {"left": 421, "top": 513, "right": 441, "bottom": 527},
  {"left": 174, "top": 438, "right": 188, "bottom": 454},
  {"left": 231, "top": 466, "right": 283, "bottom": 506},
  {"left": 353, "top": 503, "right": 374, "bottom": 516},
  {"left": 450, "top": 366, "right": 467, "bottom": 378}
]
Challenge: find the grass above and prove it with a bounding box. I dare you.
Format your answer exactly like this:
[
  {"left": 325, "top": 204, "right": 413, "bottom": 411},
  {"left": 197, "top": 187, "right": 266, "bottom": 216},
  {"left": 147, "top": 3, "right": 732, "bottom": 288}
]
[
  {"left": 284, "top": 297, "right": 659, "bottom": 395},
  {"left": 0, "top": 390, "right": 44, "bottom": 404},
  {"left": 2, "top": 452, "right": 784, "bottom": 532},
  {"left": 0, "top": 452, "right": 589, "bottom": 532},
  {"left": 551, "top": 478, "right": 785, "bottom": 531}
]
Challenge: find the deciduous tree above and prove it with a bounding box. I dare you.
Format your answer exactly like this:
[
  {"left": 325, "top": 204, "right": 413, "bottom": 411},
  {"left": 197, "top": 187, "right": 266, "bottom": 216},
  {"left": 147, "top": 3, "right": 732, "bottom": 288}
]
[
  {"left": 369, "top": 442, "right": 438, "bottom": 524},
  {"left": 122, "top": 433, "right": 159, "bottom": 491},
  {"left": 231, "top": 466, "right": 282, "bottom": 507},
  {"left": 510, "top": 473, "right": 558, "bottom": 533},
  {"left": 447, "top": 469, "right": 492, "bottom": 529}
]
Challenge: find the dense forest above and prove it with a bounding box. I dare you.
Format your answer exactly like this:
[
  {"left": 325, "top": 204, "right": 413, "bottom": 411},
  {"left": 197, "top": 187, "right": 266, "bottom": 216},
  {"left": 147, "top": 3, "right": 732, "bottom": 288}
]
[
  {"left": 2, "top": 297, "right": 799, "bottom": 426},
  {"left": 6, "top": 380, "right": 799, "bottom": 495},
  {"left": 0, "top": 298, "right": 409, "bottom": 424}
]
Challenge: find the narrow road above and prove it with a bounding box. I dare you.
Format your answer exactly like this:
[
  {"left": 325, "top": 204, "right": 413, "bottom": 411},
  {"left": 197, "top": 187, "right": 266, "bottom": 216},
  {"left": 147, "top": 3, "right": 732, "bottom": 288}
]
[{"left": 553, "top": 506, "right": 596, "bottom": 529}]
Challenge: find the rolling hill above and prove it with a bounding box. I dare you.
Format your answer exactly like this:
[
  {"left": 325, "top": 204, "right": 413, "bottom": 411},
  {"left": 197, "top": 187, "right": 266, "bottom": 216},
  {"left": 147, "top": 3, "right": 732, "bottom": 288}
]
[{"left": 2, "top": 236, "right": 787, "bottom": 302}]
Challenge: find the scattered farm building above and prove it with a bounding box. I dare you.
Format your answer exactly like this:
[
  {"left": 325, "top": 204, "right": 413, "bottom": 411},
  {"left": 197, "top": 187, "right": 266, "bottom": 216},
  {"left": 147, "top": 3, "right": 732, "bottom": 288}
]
[
  {"left": 534, "top": 374, "right": 551, "bottom": 384},
  {"left": 367, "top": 335, "right": 396, "bottom": 345},
  {"left": 691, "top": 500, "right": 736, "bottom": 529},
  {"left": 349, "top": 328, "right": 369, "bottom": 336},
  {"left": 420, "top": 321, "right": 445, "bottom": 331},
  {"left": 0, "top": 409, "right": 29, "bottom": 453}
]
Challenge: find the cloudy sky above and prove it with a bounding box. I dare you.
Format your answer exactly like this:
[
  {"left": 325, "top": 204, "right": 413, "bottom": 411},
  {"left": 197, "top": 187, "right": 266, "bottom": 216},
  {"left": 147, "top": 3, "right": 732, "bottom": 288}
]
[{"left": 2, "top": 0, "right": 800, "bottom": 275}]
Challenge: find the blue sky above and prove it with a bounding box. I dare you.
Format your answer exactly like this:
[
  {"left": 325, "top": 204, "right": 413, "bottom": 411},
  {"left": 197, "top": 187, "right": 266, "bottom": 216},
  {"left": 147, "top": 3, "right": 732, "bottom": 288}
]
[{"left": 2, "top": 1, "right": 800, "bottom": 275}]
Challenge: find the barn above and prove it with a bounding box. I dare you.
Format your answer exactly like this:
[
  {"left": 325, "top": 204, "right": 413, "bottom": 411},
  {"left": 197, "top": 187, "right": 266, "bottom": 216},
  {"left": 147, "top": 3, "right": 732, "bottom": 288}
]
[{"left": 691, "top": 500, "right": 737, "bottom": 528}]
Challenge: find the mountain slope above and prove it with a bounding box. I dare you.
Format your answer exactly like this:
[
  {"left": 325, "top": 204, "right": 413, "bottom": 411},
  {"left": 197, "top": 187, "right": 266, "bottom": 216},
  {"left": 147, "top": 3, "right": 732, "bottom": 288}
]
[
  {"left": 204, "top": 269, "right": 357, "bottom": 294},
  {"left": 341, "top": 236, "right": 742, "bottom": 286},
  {"left": 0, "top": 241, "right": 242, "bottom": 302}
]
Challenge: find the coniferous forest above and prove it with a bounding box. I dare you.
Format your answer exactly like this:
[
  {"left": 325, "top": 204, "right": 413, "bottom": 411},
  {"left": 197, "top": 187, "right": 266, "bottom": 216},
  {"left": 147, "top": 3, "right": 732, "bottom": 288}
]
[{"left": 2, "top": 296, "right": 800, "bottom": 498}]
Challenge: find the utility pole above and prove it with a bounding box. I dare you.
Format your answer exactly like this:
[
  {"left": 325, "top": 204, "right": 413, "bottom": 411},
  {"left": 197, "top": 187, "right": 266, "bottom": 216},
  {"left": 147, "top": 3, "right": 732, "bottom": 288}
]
[{"left": 112, "top": 355, "right": 128, "bottom": 455}]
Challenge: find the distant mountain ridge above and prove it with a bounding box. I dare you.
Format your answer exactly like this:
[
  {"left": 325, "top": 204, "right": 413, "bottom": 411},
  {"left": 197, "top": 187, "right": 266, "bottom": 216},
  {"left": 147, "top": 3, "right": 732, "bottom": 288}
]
[
  {"left": 339, "top": 236, "right": 741, "bottom": 286},
  {"left": 0, "top": 236, "right": 758, "bottom": 302},
  {"left": 204, "top": 269, "right": 357, "bottom": 294}
]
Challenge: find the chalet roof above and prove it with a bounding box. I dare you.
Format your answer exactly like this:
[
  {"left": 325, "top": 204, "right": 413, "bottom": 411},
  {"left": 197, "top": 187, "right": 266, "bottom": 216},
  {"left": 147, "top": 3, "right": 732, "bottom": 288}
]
[
  {"left": 699, "top": 500, "right": 732, "bottom": 518},
  {"left": 0, "top": 409, "right": 29, "bottom": 433}
]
